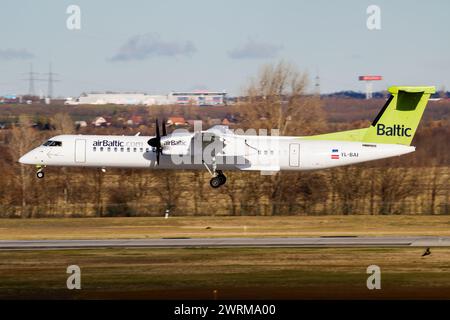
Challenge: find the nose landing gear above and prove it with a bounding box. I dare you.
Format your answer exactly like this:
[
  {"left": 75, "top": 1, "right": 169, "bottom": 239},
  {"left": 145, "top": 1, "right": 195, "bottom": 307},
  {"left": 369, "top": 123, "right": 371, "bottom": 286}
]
[{"left": 36, "top": 166, "right": 45, "bottom": 179}]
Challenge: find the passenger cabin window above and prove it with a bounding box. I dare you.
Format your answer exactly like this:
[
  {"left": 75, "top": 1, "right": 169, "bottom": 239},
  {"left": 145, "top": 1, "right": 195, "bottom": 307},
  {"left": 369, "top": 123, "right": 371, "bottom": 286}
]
[{"left": 43, "top": 140, "right": 62, "bottom": 147}]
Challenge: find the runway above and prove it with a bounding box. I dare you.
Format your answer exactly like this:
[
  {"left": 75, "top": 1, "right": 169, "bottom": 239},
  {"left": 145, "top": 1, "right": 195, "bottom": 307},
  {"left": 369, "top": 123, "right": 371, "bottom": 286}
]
[{"left": 1, "top": 236, "right": 450, "bottom": 250}]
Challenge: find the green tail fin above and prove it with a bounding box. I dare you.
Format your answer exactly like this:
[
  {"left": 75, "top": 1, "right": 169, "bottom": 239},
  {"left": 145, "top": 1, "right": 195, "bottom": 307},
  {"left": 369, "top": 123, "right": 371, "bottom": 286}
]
[
  {"left": 362, "top": 86, "right": 435, "bottom": 145},
  {"left": 305, "top": 86, "right": 435, "bottom": 145}
]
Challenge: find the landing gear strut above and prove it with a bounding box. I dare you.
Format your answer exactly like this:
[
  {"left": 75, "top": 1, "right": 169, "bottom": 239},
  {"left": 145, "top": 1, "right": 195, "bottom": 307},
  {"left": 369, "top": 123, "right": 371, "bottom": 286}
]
[{"left": 203, "top": 157, "right": 227, "bottom": 188}]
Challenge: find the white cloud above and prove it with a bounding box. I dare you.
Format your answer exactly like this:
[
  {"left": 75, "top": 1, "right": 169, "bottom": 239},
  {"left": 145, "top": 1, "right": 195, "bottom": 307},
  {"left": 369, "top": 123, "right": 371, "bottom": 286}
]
[
  {"left": 228, "top": 39, "right": 282, "bottom": 59},
  {"left": 110, "top": 33, "right": 196, "bottom": 61},
  {"left": 0, "top": 48, "right": 34, "bottom": 60}
]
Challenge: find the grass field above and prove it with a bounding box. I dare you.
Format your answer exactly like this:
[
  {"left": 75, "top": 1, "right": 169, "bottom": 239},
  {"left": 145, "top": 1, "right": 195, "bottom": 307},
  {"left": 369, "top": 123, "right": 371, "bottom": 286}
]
[
  {"left": 0, "top": 247, "right": 450, "bottom": 299},
  {"left": 1, "top": 216, "right": 450, "bottom": 299},
  {"left": 1, "top": 215, "right": 450, "bottom": 240}
]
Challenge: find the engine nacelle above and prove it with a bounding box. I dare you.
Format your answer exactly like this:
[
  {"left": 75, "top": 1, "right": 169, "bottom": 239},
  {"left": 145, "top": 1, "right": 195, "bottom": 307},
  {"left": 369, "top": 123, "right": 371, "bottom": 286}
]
[{"left": 161, "top": 134, "right": 194, "bottom": 155}]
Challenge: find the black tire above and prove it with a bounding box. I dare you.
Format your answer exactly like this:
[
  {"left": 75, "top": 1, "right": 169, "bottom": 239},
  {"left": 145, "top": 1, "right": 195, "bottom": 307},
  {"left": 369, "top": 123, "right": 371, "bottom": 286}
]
[
  {"left": 36, "top": 171, "right": 44, "bottom": 179},
  {"left": 210, "top": 177, "right": 222, "bottom": 188},
  {"left": 218, "top": 174, "right": 227, "bottom": 185}
]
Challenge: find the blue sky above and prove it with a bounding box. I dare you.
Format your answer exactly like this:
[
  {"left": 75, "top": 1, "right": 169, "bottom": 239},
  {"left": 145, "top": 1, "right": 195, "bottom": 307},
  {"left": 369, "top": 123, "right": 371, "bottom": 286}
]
[{"left": 0, "top": 0, "right": 449, "bottom": 97}]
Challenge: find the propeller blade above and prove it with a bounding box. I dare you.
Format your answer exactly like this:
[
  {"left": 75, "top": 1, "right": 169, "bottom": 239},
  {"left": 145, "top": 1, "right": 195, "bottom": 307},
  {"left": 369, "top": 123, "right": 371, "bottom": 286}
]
[
  {"left": 162, "top": 119, "right": 167, "bottom": 136},
  {"left": 148, "top": 118, "right": 162, "bottom": 148},
  {"left": 148, "top": 118, "right": 164, "bottom": 165},
  {"left": 155, "top": 119, "right": 160, "bottom": 138}
]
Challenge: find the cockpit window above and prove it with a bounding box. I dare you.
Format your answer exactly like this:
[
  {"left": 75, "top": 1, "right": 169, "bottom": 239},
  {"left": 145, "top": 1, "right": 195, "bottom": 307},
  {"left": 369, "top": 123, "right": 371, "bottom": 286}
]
[{"left": 43, "top": 140, "right": 62, "bottom": 147}]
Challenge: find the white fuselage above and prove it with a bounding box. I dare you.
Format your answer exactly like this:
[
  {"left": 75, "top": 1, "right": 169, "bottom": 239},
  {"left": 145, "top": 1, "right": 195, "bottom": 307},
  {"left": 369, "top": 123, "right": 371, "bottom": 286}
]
[{"left": 19, "top": 134, "right": 415, "bottom": 172}]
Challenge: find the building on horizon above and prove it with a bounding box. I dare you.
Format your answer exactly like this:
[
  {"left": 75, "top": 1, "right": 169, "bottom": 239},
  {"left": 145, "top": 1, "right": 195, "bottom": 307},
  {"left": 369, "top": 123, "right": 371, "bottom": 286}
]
[{"left": 65, "top": 90, "right": 227, "bottom": 106}]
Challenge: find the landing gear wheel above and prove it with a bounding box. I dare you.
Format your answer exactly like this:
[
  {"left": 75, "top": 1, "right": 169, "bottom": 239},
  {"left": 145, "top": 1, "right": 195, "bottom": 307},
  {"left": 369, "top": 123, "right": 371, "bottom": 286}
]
[
  {"left": 210, "top": 176, "right": 223, "bottom": 188},
  {"left": 203, "top": 162, "right": 227, "bottom": 188},
  {"left": 36, "top": 171, "right": 44, "bottom": 179},
  {"left": 210, "top": 172, "right": 227, "bottom": 188},
  {"left": 215, "top": 170, "right": 226, "bottom": 185},
  {"left": 218, "top": 174, "right": 226, "bottom": 185}
]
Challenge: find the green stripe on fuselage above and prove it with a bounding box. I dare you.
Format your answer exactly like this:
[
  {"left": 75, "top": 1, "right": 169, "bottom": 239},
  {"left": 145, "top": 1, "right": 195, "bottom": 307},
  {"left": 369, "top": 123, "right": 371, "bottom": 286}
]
[{"left": 300, "top": 128, "right": 368, "bottom": 142}]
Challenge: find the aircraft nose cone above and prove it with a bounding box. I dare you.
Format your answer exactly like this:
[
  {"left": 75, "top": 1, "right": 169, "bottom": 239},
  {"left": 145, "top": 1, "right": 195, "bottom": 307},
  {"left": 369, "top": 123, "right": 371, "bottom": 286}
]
[{"left": 18, "top": 153, "right": 33, "bottom": 164}]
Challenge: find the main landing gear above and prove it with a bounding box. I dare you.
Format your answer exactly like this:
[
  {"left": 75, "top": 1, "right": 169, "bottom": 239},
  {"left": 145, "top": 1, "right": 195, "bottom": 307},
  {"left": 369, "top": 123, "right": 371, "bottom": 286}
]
[
  {"left": 209, "top": 170, "right": 226, "bottom": 188},
  {"left": 36, "top": 166, "right": 45, "bottom": 179},
  {"left": 203, "top": 157, "right": 227, "bottom": 188}
]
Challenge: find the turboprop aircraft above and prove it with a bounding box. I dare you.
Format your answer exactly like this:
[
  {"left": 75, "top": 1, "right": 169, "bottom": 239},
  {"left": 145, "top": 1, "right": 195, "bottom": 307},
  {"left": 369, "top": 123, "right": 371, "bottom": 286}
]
[{"left": 19, "top": 86, "right": 435, "bottom": 188}]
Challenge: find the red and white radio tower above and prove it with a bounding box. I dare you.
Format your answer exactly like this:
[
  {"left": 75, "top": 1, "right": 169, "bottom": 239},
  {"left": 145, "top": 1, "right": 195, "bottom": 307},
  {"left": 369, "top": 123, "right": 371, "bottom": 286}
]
[{"left": 358, "top": 75, "right": 382, "bottom": 99}]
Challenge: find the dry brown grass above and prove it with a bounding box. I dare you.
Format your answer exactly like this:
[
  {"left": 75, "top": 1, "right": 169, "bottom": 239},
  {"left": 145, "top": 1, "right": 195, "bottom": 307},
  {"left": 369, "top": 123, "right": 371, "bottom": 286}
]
[
  {"left": 0, "top": 215, "right": 450, "bottom": 240},
  {"left": 1, "top": 247, "right": 450, "bottom": 299}
]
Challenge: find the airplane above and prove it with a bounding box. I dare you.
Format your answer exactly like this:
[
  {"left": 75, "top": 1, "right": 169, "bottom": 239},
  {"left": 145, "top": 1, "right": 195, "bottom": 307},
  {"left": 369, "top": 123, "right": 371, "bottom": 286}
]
[{"left": 19, "top": 86, "right": 435, "bottom": 188}]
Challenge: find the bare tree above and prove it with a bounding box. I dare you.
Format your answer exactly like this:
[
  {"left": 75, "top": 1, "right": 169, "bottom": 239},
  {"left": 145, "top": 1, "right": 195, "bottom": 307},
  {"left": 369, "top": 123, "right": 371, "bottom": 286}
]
[
  {"left": 8, "top": 115, "right": 41, "bottom": 217},
  {"left": 91, "top": 169, "right": 105, "bottom": 217},
  {"left": 331, "top": 166, "right": 368, "bottom": 215},
  {"left": 290, "top": 172, "right": 328, "bottom": 215},
  {"left": 154, "top": 170, "right": 183, "bottom": 215},
  {"left": 428, "top": 164, "right": 446, "bottom": 215},
  {"left": 50, "top": 112, "right": 74, "bottom": 134},
  {"left": 207, "top": 172, "right": 263, "bottom": 216},
  {"left": 49, "top": 112, "right": 75, "bottom": 209},
  {"left": 192, "top": 171, "right": 205, "bottom": 215},
  {"left": 376, "top": 164, "right": 419, "bottom": 215},
  {"left": 239, "top": 60, "right": 325, "bottom": 136},
  {"left": 237, "top": 61, "right": 326, "bottom": 215},
  {"left": 238, "top": 172, "right": 263, "bottom": 215}
]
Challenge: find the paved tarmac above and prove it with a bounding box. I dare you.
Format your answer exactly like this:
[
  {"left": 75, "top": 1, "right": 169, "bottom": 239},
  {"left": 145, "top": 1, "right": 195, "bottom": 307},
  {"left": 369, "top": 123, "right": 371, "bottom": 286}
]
[{"left": 0, "top": 236, "right": 449, "bottom": 250}]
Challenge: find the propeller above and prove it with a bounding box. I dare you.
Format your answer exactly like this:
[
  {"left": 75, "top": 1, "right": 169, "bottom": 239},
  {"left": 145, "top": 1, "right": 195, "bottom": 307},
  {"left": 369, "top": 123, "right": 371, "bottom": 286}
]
[
  {"left": 148, "top": 119, "right": 167, "bottom": 164},
  {"left": 162, "top": 118, "right": 167, "bottom": 136}
]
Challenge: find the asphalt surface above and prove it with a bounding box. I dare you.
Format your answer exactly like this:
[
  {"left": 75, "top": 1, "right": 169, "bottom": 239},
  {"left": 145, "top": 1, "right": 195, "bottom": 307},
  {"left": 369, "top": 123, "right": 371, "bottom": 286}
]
[{"left": 0, "top": 236, "right": 450, "bottom": 250}]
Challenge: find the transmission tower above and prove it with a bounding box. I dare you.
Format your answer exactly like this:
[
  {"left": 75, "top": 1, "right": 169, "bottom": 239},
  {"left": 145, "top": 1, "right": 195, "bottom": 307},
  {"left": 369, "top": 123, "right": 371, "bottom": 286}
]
[
  {"left": 43, "top": 63, "right": 60, "bottom": 99},
  {"left": 314, "top": 71, "right": 321, "bottom": 97},
  {"left": 22, "top": 63, "right": 42, "bottom": 96}
]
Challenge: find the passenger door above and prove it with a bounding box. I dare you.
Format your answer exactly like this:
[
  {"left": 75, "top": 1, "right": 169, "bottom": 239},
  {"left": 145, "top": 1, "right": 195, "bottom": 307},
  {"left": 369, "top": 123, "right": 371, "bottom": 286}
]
[
  {"left": 289, "top": 143, "right": 300, "bottom": 167},
  {"left": 75, "top": 139, "right": 86, "bottom": 163}
]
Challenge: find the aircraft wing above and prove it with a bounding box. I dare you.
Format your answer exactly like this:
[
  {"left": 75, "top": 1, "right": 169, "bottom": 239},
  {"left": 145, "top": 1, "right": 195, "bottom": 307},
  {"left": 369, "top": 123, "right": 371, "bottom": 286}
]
[{"left": 204, "top": 125, "right": 233, "bottom": 135}]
